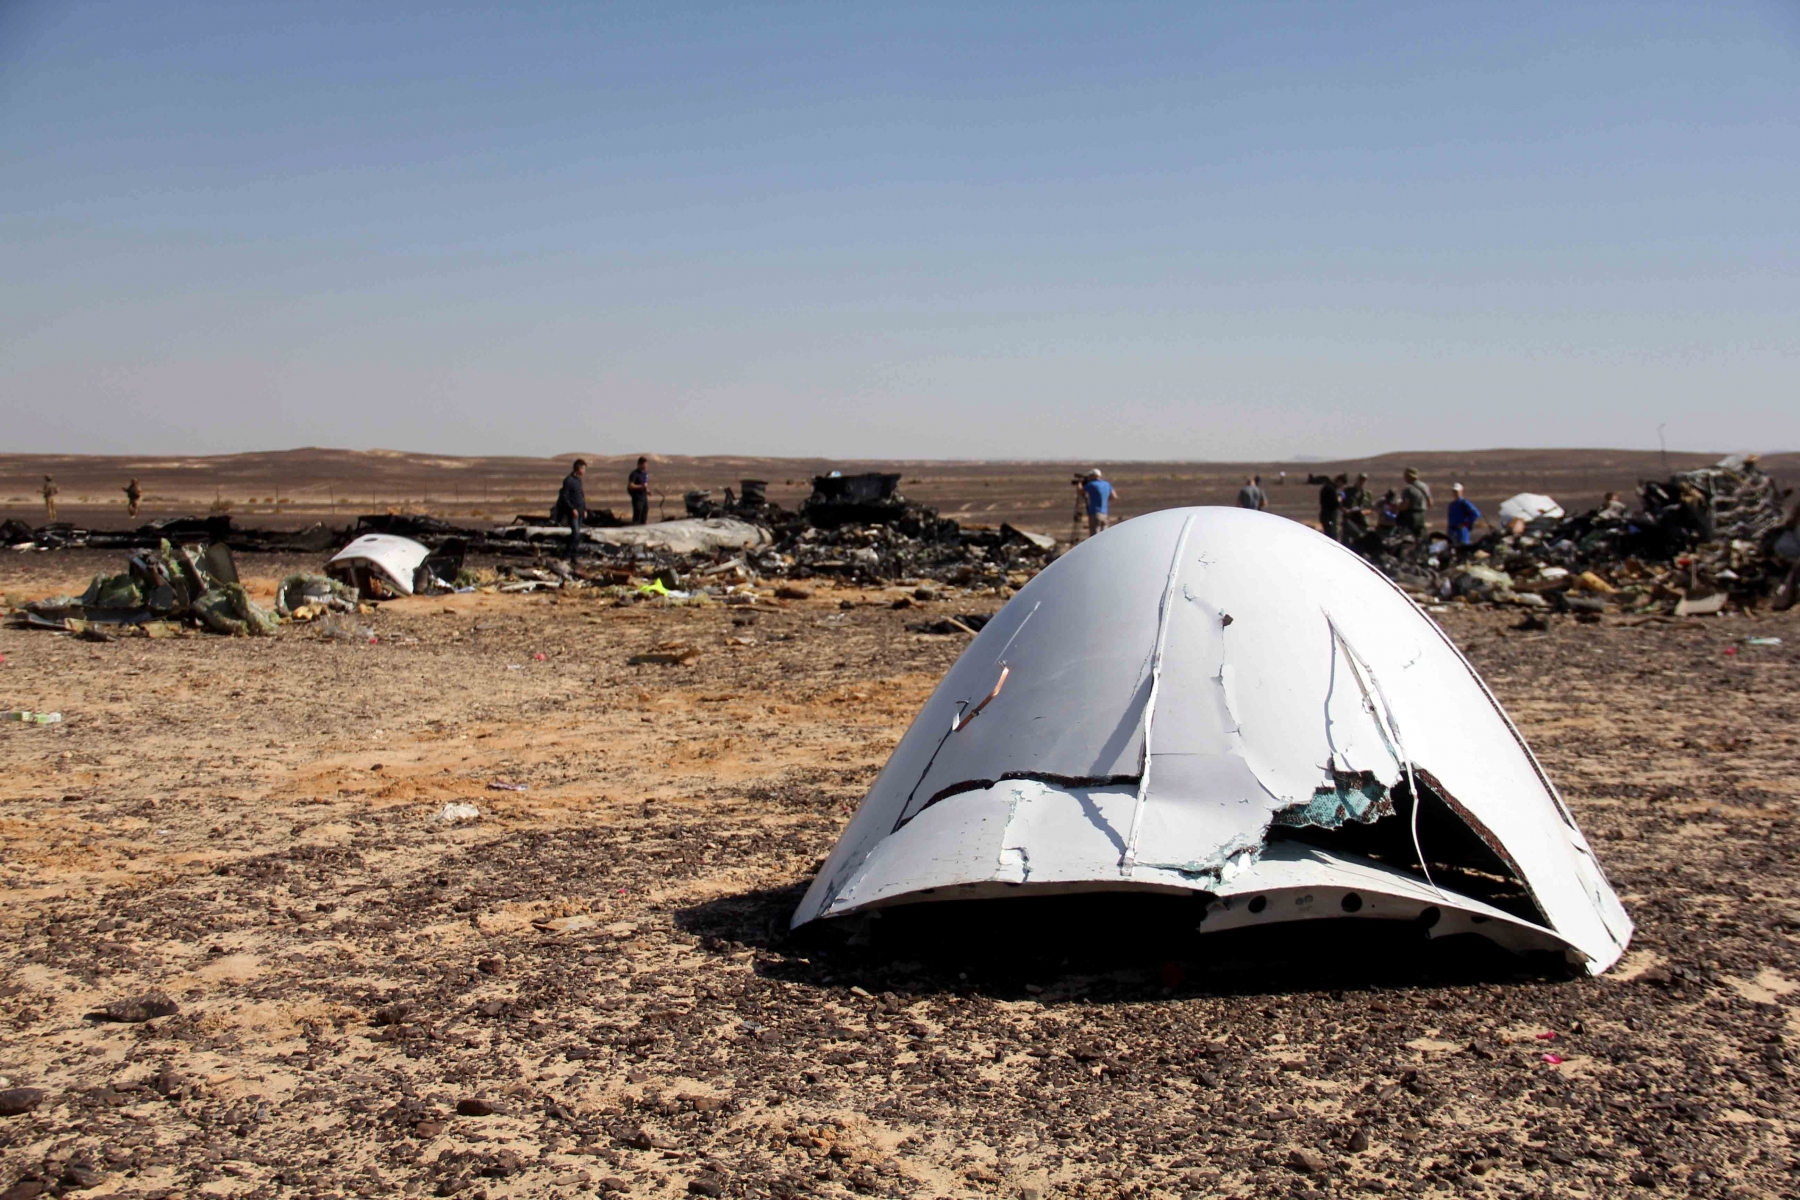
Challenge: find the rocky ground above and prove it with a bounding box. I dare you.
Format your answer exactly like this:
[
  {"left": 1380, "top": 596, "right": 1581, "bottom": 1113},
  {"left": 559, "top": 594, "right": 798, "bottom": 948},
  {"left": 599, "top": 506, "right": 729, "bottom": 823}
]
[{"left": 1, "top": 549, "right": 1797, "bottom": 1200}]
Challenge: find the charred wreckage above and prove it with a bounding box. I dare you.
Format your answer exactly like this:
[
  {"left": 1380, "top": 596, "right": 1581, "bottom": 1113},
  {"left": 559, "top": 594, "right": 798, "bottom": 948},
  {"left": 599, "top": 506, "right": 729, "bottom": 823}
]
[{"left": 5, "top": 475, "right": 1055, "bottom": 636}]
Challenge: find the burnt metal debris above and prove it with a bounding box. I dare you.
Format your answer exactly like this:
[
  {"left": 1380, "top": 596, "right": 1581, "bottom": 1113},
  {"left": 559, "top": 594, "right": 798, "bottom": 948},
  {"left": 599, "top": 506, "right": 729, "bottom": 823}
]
[
  {"left": 10, "top": 539, "right": 279, "bottom": 638},
  {"left": 3, "top": 473, "right": 1061, "bottom": 629},
  {"left": 1347, "top": 456, "right": 1795, "bottom": 617}
]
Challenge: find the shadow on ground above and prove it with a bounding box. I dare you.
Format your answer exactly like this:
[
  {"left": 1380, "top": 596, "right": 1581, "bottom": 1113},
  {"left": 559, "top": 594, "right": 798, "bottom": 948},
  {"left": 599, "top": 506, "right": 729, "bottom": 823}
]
[{"left": 676, "top": 885, "right": 1576, "bottom": 1004}]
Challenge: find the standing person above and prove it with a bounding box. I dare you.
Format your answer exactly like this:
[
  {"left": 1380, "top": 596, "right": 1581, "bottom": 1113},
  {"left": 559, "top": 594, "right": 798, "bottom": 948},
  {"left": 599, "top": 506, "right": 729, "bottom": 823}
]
[
  {"left": 1446, "top": 483, "right": 1481, "bottom": 547},
  {"left": 1341, "top": 472, "right": 1374, "bottom": 542},
  {"left": 1597, "top": 491, "right": 1629, "bottom": 521},
  {"left": 1236, "top": 475, "right": 1266, "bottom": 511},
  {"left": 628, "top": 457, "right": 650, "bottom": 526},
  {"left": 1079, "top": 470, "right": 1116, "bottom": 539},
  {"left": 557, "top": 459, "right": 588, "bottom": 563},
  {"left": 41, "top": 476, "right": 58, "bottom": 522},
  {"left": 1772, "top": 499, "right": 1800, "bottom": 612},
  {"left": 1397, "top": 468, "right": 1431, "bottom": 539},
  {"left": 1318, "top": 474, "right": 1346, "bottom": 541},
  {"left": 123, "top": 478, "right": 142, "bottom": 519}
]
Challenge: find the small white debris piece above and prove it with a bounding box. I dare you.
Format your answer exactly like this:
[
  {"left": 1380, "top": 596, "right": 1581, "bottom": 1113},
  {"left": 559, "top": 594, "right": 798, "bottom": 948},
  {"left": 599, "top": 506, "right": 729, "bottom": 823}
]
[{"left": 436, "top": 802, "right": 481, "bottom": 823}]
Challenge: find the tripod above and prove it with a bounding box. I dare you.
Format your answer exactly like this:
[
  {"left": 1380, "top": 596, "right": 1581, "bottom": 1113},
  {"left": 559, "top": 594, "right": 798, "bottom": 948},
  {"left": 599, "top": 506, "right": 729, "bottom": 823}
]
[{"left": 1070, "top": 480, "right": 1086, "bottom": 544}]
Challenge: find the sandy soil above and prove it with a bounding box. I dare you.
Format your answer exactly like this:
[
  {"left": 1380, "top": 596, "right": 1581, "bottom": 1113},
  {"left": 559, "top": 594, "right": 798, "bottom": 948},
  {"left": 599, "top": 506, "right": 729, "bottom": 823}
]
[{"left": 1, "top": 550, "right": 1798, "bottom": 1199}]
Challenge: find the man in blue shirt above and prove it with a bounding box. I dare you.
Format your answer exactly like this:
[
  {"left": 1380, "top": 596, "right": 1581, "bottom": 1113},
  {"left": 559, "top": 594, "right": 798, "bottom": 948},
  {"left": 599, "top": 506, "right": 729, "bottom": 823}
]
[
  {"left": 1080, "top": 470, "right": 1116, "bottom": 539},
  {"left": 1446, "top": 482, "right": 1482, "bottom": 547}
]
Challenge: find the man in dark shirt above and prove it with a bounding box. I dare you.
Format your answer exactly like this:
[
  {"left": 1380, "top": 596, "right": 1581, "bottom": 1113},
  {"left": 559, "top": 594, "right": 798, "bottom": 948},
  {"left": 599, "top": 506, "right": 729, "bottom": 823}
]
[
  {"left": 557, "top": 459, "right": 587, "bottom": 562},
  {"left": 1341, "top": 472, "right": 1374, "bottom": 542},
  {"left": 628, "top": 457, "right": 650, "bottom": 525},
  {"left": 1318, "top": 473, "right": 1346, "bottom": 541}
]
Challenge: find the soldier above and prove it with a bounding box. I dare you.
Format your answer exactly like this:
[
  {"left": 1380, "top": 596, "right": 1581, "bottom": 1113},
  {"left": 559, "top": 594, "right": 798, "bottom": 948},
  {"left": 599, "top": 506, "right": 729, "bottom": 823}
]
[
  {"left": 1340, "top": 472, "right": 1374, "bottom": 542},
  {"left": 41, "top": 476, "right": 58, "bottom": 523},
  {"left": 1397, "top": 467, "right": 1431, "bottom": 540},
  {"left": 124, "top": 478, "right": 142, "bottom": 519}
]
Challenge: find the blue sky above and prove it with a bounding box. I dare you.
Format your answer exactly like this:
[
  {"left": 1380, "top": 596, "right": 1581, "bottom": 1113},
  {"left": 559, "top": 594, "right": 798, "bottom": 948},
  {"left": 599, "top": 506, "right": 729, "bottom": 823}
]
[{"left": 2, "top": 1, "right": 1796, "bottom": 459}]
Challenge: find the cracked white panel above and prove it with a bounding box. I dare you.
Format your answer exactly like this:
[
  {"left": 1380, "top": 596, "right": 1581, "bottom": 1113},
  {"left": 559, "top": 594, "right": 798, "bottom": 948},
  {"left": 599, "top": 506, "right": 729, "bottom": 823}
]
[
  {"left": 797, "top": 519, "right": 1178, "bottom": 922},
  {"left": 794, "top": 508, "right": 1632, "bottom": 974},
  {"left": 824, "top": 782, "right": 1143, "bottom": 915},
  {"left": 326, "top": 534, "right": 431, "bottom": 595}
]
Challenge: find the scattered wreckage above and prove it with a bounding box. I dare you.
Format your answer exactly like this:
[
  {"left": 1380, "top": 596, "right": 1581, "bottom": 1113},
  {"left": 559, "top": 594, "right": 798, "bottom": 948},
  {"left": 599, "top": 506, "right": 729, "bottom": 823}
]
[
  {"left": 796, "top": 507, "right": 1634, "bottom": 974},
  {"left": 5, "top": 473, "right": 1061, "bottom": 638},
  {"left": 12, "top": 540, "right": 278, "bottom": 639},
  {"left": 1358, "top": 457, "right": 1795, "bottom": 617}
]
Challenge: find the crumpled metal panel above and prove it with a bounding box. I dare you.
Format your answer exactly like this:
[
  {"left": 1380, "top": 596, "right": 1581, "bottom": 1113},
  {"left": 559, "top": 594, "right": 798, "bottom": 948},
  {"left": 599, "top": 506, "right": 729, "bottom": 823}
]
[
  {"left": 793, "top": 507, "right": 1633, "bottom": 974},
  {"left": 327, "top": 533, "right": 432, "bottom": 596}
]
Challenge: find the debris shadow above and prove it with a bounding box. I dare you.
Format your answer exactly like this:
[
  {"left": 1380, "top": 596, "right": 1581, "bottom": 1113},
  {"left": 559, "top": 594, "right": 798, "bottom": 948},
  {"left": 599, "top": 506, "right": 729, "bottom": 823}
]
[{"left": 674, "top": 885, "right": 1577, "bottom": 1005}]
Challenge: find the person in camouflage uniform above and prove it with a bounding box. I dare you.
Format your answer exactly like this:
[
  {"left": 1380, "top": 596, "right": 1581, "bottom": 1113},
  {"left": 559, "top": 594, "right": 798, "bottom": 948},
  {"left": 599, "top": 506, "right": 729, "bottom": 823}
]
[
  {"left": 1396, "top": 467, "right": 1432, "bottom": 558},
  {"left": 1339, "top": 472, "right": 1374, "bottom": 543}
]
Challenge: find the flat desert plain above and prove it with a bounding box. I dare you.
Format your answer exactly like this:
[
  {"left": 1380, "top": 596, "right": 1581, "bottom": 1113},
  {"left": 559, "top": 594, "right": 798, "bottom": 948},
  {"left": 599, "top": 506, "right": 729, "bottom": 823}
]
[
  {"left": 4, "top": 448, "right": 1795, "bottom": 539},
  {"left": 1, "top": 539, "right": 1798, "bottom": 1199}
]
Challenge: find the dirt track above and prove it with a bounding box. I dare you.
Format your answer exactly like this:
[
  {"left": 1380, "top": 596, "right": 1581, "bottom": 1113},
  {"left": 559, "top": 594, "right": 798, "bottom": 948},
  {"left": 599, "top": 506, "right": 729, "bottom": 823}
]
[{"left": 1, "top": 551, "right": 1798, "bottom": 1200}]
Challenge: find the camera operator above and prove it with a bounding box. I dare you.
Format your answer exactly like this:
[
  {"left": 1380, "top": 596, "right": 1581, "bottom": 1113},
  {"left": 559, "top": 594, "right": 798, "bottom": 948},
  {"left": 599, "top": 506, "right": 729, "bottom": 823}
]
[{"left": 1074, "top": 469, "right": 1117, "bottom": 540}]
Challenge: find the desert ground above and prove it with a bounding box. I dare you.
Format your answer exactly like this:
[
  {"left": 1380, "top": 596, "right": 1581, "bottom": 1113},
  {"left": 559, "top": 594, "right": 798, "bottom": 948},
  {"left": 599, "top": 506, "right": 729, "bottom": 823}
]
[
  {"left": 1, "top": 534, "right": 1798, "bottom": 1200},
  {"left": 5, "top": 449, "right": 1795, "bottom": 540}
]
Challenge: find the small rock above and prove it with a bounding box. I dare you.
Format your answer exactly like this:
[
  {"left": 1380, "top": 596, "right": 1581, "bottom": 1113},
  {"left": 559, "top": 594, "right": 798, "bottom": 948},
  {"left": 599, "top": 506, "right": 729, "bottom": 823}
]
[
  {"left": 456, "top": 1098, "right": 500, "bottom": 1117},
  {"left": 1629, "top": 1169, "right": 1657, "bottom": 1187},
  {"left": 414, "top": 1119, "right": 446, "bottom": 1138},
  {"left": 373, "top": 1002, "right": 414, "bottom": 1026},
  {"left": 477, "top": 957, "right": 505, "bottom": 975},
  {"left": 60, "top": 1164, "right": 104, "bottom": 1190},
  {"left": 0, "top": 1087, "right": 46, "bottom": 1116},
  {"left": 597, "top": 1179, "right": 631, "bottom": 1194},
  {"left": 1289, "top": 1147, "right": 1330, "bottom": 1174},
  {"left": 687, "top": 1177, "right": 724, "bottom": 1198},
  {"left": 0, "top": 1181, "right": 45, "bottom": 1200},
  {"left": 1348, "top": 1127, "right": 1370, "bottom": 1153},
  {"left": 90, "top": 993, "right": 178, "bottom": 1023}
]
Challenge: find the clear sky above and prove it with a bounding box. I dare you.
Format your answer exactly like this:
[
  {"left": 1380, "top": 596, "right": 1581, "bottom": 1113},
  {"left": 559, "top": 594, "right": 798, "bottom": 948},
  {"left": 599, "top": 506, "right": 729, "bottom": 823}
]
[{"left": 2, "top": 1, "right": 1796, "bottom": 460}]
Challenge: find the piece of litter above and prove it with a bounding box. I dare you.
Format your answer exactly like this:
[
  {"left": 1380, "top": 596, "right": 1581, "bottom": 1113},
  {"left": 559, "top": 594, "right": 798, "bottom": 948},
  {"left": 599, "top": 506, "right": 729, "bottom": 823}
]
[
  {"left": 1745, "top": 637, "right": 1782, "bottom": 646},
  {"left": 436, "top": 802, "right": 481, "bottom": 823},
  {"left": 532, "top": 652, "right": 546, "bottom": 661},
  {"left": 487, "top": 780, "right": 528, "bottom": 793},
  {"left": 1723, "top": 646, "right": 1738, "bottom": 656},
  {"left": 3, "top": 710, "right": 61, "bottom": 725},
  {"left": 1535, "top": 1031, "right": 1558, "bottom": 1041},
  {"left": 1540, "top": 1053, "right": 1564, "bottom": 1065}
]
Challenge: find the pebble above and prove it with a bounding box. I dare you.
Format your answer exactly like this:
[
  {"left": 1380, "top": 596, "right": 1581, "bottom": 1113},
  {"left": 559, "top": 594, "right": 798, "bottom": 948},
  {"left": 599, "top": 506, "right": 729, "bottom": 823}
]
[
  {"left": 93, "top": 993, "right": 178, "bottom": 1023},
  {"left": 0, "top": 1087, "right": 45, "bottom": 1116},
  {"left": 1289, "top": 1147, "right": 1330, "bottom": 1174},
  {"left": 456, "top": 1098, "right": 500, "bottom": 1117}
]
